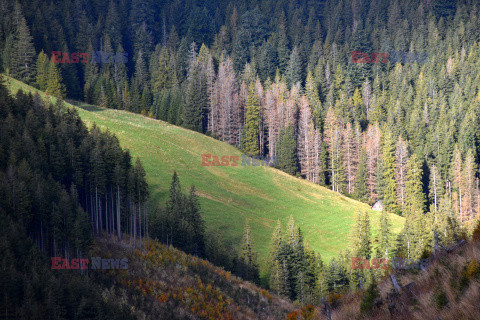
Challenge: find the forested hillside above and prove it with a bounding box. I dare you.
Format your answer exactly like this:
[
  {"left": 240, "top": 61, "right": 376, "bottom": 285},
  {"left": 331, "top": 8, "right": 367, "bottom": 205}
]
[
  {"left": 0, "top": 80, "right": 300, "bottom": 319},
  {"left": 4, "top": 74, "right": 405, "bottom": 306},
  {"left": 2, "top": 0, "right": 479, "bottom": 230},
  {"left": 3, "top": 0, "right": 480, "bottom": 318},
  {"left": 0, "top": 79, "right": 144, "bottom": 318}
]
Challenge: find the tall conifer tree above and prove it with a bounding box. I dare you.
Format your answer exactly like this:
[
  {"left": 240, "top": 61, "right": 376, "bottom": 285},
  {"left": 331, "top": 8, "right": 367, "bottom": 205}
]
[{"left": 242, "top": 82, "right": 261, "bottom": 156}]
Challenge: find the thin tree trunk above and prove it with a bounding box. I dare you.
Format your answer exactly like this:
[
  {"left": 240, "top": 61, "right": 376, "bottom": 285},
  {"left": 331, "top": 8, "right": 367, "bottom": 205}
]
[
  {"left": 95, "top": 186, "right": 99, "bottom": 234},
  {"left": 117, "top": 186, "right": 121, "bottom": 241},
  {"left": 134, "top": 202, "right": 137, "bottom": 248}
]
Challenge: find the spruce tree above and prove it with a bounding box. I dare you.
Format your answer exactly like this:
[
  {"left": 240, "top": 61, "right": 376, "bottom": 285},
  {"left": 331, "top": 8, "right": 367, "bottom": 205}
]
[
  {"left": 276, "top": 124, "right": 298, "bottom": 175},
  {"left": 46, "top": 61, "right": 65, "bottom": 98},
  {"left": 305, "top": 71, "right": 322, "bottom": 129},
  {"left": 376, "top": 210, "right": 392, "bottom": 259},
  {"left": 242, "top": 82, "right": 260, "bottom": 156},
  {"left": 258, "top": 41, "right": 277, "bottom": 82},
  {"left": 303, "top": 240, "right": 320, "bottom": 303},
  {"left": 275, "top": 11, "right": 289, "bottom": 73},
  {"left": 167, "top": 171, "right": 183, "bottom": 216},
  {"left": 286, "top": 215, "right": 299, "bottom": 245},
  {"left": 239, "top": 219, "right": 259, "bottom": 283},
  {"left": 83, "top": 42, "right": 99, "bottom": 104},
  {"left": 152, "top": 46, "right": 173, "bottom": 94},
  {"left": 351, "top": 211, "right": 371, "bottom": 259},
  {"left": 270, "top": 259, "right": 288, "bottom": 296},
  {"left": 182, "top": 46, "right": 207, "bottom": 132},
  {"left": 405, "top": 154, "right": 426, "bottom": 215},
  {"left": 35, "top": 50, "right": 49, "bottom": 91},
  {"left": 382, "top": 131, "right": 399, "bottom": 214},
  {"left": 134, "top": 50, "right": 149, "bottom": 88},
  {"left": 400, "top": 154, "right": 428, "bottom": 259},
  {"left": 269, "top": 220, "right": 282, "bottom": 271},
  {"left": 11, "top": 16, "right": 36, "bottom": 84},
  {"left": 354, "top": 147, "right": 369, "bottom": 202},
  {"left": 186, "top": 185, "right": 205, "bottom": 257},
  {"left": 286, "top": 47, "right": 301, "bottom": 88}
]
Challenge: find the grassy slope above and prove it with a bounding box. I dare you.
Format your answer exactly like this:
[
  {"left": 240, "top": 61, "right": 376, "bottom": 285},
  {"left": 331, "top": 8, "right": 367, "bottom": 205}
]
[{"left": 4, "top": 75, "right": 404, "bottom": 270}]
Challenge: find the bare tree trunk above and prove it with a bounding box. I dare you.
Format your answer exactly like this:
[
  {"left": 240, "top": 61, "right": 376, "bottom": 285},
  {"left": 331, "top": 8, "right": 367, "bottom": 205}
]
[
  {"left": 145, "top": 204, "right": 148, "bottom": 250},
  {"left": 134, "top": 202, "right": 137, "bottom": 248},
  {"left": 95, "top": 186, "right": 99, "bottom": 234},
  {"left": 117, "top": 186, "right": 121, "bottom": 241}
]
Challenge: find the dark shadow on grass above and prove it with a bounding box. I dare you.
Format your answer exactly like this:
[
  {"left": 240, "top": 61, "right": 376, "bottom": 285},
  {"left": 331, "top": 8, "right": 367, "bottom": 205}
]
[{"left": 66, "top": 99, "right": 105, "bottom": 112}]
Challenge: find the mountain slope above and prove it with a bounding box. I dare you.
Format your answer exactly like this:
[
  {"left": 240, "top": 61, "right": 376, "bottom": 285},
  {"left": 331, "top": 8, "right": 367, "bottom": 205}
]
[
  {"left": 91, "top": 236, "right": 297, "bottom": 319},
  {"left": 4, "top": 75, "right": 404, "bottom": 269},
  {"left": 332, "top": 238, "right": 480, "bottom": 319}
]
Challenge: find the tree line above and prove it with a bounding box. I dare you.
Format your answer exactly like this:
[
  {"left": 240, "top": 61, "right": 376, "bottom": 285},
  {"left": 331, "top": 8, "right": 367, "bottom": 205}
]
[
  {"left": 0, "top": 80, "right": 141, "bottom": 318},
  {"left": 0, "top": 79, "right": 148, "bottom": 260},
  {"left": 150, "top": 171, "right": 262, "bottom": 284}
]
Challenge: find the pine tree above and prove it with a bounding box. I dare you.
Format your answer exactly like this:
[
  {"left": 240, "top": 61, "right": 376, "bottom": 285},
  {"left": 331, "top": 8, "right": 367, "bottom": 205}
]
[
  {"left": 270, "top": 259, "right": 288, "bottom": 296},
  {"left": 242, "top": 82, "right": 261, "bottom": 156},
  {"left": 258, "top": 40, "right": 277, "bottom": 82},
  {"left": 343, "top": 122, "right": 359, "bottom": 194},
  {"left": 429, "top": 163, "right": 442, "bottom": 214},
  {"left": 305, "top": 71, "right": 322, "bottom": 129},
  {"left": 276, "top": 124, "right": 298, "bottom": 175},
  {"left": 399, "top": 154, "right": 428, "bottom": 260},
  {"left": 269, "top": 220, "right": 282, "bottom": 271},
  {"left": 152, "top": 46, "right": 173, "bottom": 94},
  {"left": 104, "top": 0, "right": 122, "bottom": 48},
  {"left": 405, "top": 154, "right": 426, "bottom": 216},
  {"left": 352, "top": 87, "right": 366, "bottom": 124},
  {"left": 134, "top": 50, "right": 149, "bottom": 89},
  {"left": 326, "top": 257, "right": 349, "bottom": 292},
  {"left": 83, "top": 42, "right": 99, "bottom": 104},
  {"left": 462, "top": 149, "right": 476, "bottom": 225},
  {"left": 239, "top": 219, "right": 259, "bottom": 283},
  {"left": 285, "top": 215, "right": 299, "bottom": 245},
  {"left": 167, "top": 171, "right": 183, "bottom": 217},
  {"left": 286, "top": 47, "right": 302, "bottom": 88},
  {"left": 303, "top": 240, "right": 320, "bottom": 303},
  {"left": 351, "top": 210, "right": 371, "bottom": 259},
  {"left": 355, "top": 147, "right": 369, "bottom": 202},
  {"left": 46, "top": 60, "right": 65, "bottom": 98},
  {"left": 11, "top": 16, "right": 36, "bottom": 84},
  {"left": 36, "top": 50, "right": 49, "bottom": 91},
  {"left": 376, "top": 210, "right": 392, "bottom": 259},
  {"left": 275, "top": 11, "right": 289, "bottom": 73},
  {"left": 450, "top": 144, "right": 463, "bottom": 220},
  {"left": 185, "top": 185, "right": 205, "bottom": 257},
  {"left": 382, "top": 131, "right": 399, "bottom": 214},
  {"left": 434, "top": 196, "right": 460, "bottom": 246},
  {"left": 395, "top": 135, "right": 409, "bottom": 210},
  {"left": 182, "top": 43, "right": 208, "bottom": 133}
]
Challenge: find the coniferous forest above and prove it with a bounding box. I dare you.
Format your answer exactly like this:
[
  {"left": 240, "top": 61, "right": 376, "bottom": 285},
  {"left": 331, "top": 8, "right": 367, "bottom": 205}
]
[{"left": 3, "top": 0, "right": 480, "bottom": 318}]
